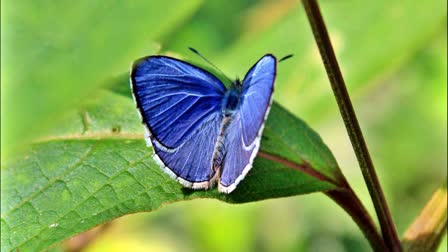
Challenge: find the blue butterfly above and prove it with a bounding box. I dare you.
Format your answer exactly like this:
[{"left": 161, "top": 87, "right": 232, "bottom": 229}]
[{"left": 130, "top": 53, "right": 277, "bottom": 193}]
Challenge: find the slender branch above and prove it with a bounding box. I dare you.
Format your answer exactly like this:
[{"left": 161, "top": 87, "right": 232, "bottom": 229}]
[
  {"left": 301, "top": 0, "right": 401, "bottom": 251},
  {"left": 326, "top": 188, "right": 388, "bottom": 252},
  {"left": 259, "top": 151, "right": 387, "bottom": 251}
]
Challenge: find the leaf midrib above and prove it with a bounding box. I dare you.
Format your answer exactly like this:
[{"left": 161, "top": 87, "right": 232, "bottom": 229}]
[
  {"left": 34, "top": 132, "right": 144, "bottom": 143},
  {"left": 262, "top": 125, "right": 340, "bottom": 186}
]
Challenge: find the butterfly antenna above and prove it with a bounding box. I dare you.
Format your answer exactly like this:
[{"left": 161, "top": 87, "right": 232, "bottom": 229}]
[
  {"left": 279, "top": 54, "right": 294, "bottom": 63},
  {"left": 188, "top": 47, "right": 233, "bottom": 83}
]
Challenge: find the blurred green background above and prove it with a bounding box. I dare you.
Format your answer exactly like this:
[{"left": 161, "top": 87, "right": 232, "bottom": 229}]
[{"left": 2, "top": 0, "right": 446, "bottom": 251}]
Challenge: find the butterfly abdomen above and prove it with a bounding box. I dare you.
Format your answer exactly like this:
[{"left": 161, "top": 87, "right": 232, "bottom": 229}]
[{"left": 211, "top": 116, "right": 232, "bottom": 172}]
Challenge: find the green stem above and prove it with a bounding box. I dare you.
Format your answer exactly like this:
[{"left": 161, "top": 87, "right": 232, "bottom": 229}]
[
  {"left": 259, "top": 152, "right": 387, "bottom": 251},
  {"left": 301, "top": 0, "right": 401, "bottom": 251},
  {"left": 326, "top": 187, "right": 388, "bottom": 252}
]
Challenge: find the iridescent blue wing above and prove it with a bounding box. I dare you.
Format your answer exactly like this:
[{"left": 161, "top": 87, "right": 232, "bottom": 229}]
[
  {"left": 131, "top": 56, "right": 226, "bottom": 189},
  {"left": 219, "top": 54, "right": 277, "bottom": 193}
]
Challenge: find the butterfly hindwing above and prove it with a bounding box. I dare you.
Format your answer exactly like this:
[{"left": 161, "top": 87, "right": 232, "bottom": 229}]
[
  {"left": 219, "top": 54, "right": 277, "bottom": 193},
  {"left": 131, "top": 56, "right": 226, "bottom": 188},
  {"left": 218, "top": 114, "right": 256, "bottom": 193},
  {"left": 154, "top": 112, "right": 222, "bottom": 188}
]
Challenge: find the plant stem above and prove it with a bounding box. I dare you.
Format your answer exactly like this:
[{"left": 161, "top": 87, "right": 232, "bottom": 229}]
[
  {"left": 259, "top": 152, "right": 387, "bottom": 251},
  {"left": 301, "top": 0, "right": 401, "bottom": 251},
  {"left": 326, "top": 187, "right": 388, "bottom": 252}
]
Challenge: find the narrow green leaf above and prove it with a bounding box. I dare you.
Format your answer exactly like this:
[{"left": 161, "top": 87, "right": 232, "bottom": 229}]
[
  {"left": 1, "top": 0, "right": 203, "bottom": 157},
  {"left": 1, "top": 90, "right": 343, "bottom": 251},
  {"left": 402, "top": 181, "right": 447, "bottom": 252}
]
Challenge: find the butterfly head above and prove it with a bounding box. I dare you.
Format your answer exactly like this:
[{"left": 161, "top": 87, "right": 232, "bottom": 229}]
[{"left": 230, "top": 78, "right": 243, "bottom": 90}]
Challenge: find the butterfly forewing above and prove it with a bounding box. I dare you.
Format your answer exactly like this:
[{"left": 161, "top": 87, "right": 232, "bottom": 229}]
[
  {"left": 219, "top": 55, "right": 277, "bottom": 193},
  {"left": 131, "top": 56, "right": 225, "bottom": 188},
  {"left": 240, "top": 55, "right": 277, "bottom": 145}
]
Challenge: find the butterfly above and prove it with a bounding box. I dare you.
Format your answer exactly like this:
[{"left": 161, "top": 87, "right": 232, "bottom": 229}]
[{"left": 130, "top": 52, "right": 277, "bottom": 193}]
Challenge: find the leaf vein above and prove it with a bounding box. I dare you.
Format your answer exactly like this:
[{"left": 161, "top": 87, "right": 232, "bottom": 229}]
[
  {"left": 1, "top": 143, "right": 97, "bottom": 218},
  {"left": 12, "top": 151, "right": 152, "bottom": 250}
]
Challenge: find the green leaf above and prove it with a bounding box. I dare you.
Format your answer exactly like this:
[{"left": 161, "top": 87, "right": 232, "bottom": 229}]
[
  {"left": 1, "top": 0, "right": 203, "bottom": 157},
  {"left": 261, "top": 105, "right": 345, "bottom": 185},
  {"left": 1, "top": 90, "right": 343, "bottom": 251}
]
